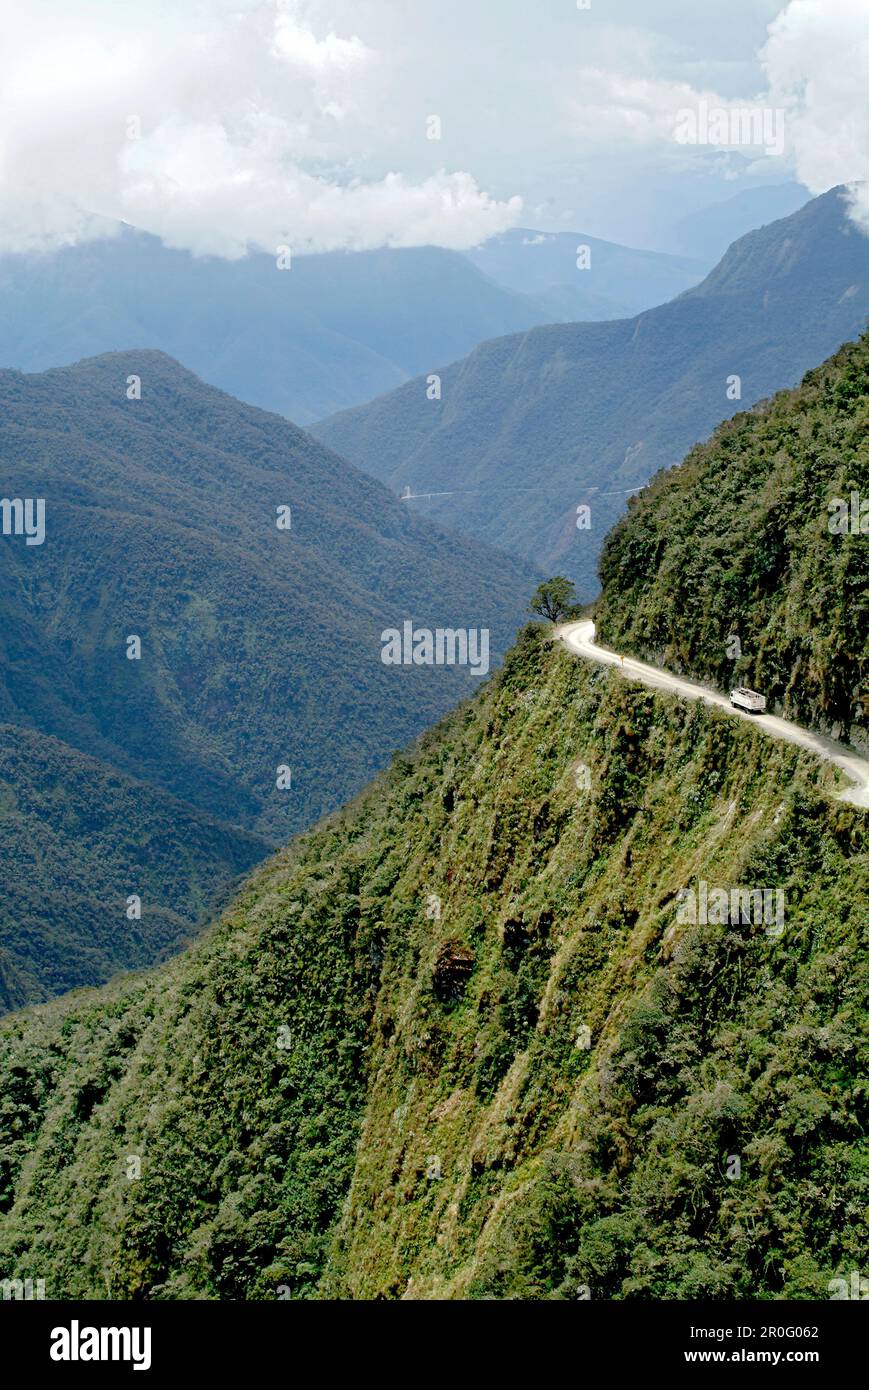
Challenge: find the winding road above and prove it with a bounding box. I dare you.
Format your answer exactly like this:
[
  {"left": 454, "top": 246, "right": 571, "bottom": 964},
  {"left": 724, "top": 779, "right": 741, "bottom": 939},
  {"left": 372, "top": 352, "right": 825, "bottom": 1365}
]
[{"left": 557, "top": 619, "right": 869, "bottom": 809}]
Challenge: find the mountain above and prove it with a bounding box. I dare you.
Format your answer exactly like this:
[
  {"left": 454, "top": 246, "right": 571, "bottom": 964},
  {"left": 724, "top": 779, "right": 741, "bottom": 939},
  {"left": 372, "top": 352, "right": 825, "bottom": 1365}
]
[
  {"left": 463, "top": 227, "right": 705, "bottom": 320},
  {"left": 0, "top": 231, "right": 552, "bottom": 426},
  {"left": 597, "top": 333, "right": 869, "bottom": 745},
  {"left": 0, "top": 725, "right": 269, "bottom": 1011},
  {"left": 313, "top": 188, "right": 869, "bottom": 596},
  {"left": 0, "top": 349, "right": 537, "bottom": 1006},
  {"left": 1, "top": 328, "right": 866, "bottom": 1299},
  {"left": 670, "top": 183, "right": 812, "bottom": 262}
]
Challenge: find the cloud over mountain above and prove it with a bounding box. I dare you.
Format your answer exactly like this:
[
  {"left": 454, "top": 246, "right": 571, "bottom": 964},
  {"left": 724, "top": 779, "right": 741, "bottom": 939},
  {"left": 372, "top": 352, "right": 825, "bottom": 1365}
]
[
  {"left": 0, "top": 0, "right": 520, "bottom": 256},
  {"left": 763, "top": 0, "right": 869, "bottom": 229}
]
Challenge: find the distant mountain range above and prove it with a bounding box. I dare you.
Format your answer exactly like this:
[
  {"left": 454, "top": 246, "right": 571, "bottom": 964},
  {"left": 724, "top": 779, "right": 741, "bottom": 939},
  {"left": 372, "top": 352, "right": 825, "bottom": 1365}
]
[
  {"left": 0, "top": 350, "right": 537, "bottom": 1007},
  {"left": 314, "top": 188, "right": 869, "bottom": 595},
  {"left": 0, "top": 232, "right": 551, "bottom": 426},
  {"left": 669, "top": 182, "right": 811, "bottom": 261},
  {"left": 462, "top": 227, "right": 704, "bottom": 321},
  {"left": 0, "top": 224, "right": 710, "bottom": 429}
]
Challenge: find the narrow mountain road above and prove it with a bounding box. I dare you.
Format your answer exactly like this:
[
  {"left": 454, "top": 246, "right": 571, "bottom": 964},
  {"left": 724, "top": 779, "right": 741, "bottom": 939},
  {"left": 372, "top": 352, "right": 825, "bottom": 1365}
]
[{"left": 557, "top": 619, "right": 869, "bottom": 809}]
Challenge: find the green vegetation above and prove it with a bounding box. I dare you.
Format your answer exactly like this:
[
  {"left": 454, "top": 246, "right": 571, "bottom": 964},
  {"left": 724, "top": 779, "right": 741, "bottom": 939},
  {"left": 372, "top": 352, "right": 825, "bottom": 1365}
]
[
  {"left": 0, "top": 312, "right": 866, "bottom": 1302},
  {"left": 0, "top": 349, "right": 536, "bottom": 1006},
  {"left": 0, "top": 622, "right": 864, "bottom": 1298},
  {"left": 597, "top": 331, "right": 869, "bottom": 741},
  {"left": 0, "top": 725, "right": 269, "bottom": 1011},
  {"left": 314, "top": 188, "right": 869, "bottom": 594},
  {"left": 529, "top": 576, "right": 581, "bottom": 623}
]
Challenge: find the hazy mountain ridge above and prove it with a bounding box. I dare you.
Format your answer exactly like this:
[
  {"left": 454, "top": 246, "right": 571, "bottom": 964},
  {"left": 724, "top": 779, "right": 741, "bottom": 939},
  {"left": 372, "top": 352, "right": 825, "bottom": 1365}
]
[
  {"left": 314, "top": 188, "right": 869, "bottom": 594},
  {"left": 0, "top": 233, "right": 553, "bottom": 426},
  {"left": 462, "top": 226, "right": 705, "bottom": 320},
  {"left": 0, "top": 224, "right": 713, "bottom": 429},
  {"left": 669, "top": 183, "right": 811, "bottom": 260}
]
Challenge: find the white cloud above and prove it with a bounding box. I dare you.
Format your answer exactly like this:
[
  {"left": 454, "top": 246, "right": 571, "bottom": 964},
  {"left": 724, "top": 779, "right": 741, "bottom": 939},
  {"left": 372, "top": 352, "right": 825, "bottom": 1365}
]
[
  {"left": 0, "top": 0, "right": 520, "bottom": 257},
  {"left": 565, "top": 71, "right": 716, "bottom": 147},
  {"left": 566, "top": 69, "right": 789, "bottom": 161},
  {"left": 558, "top": 0, "right": 869, "bottom": 229},
  {"left": 563, "top": 2, "right": 869, "bottom": 230},
  {"left": 762, "top": 0, "right": 869, "bottom": 228},
  {"left": 2, "top": 0, "right": 866, "bottom": 257},
  {"left": 270, "top": 16, "right": 369, "bottom": 72}
]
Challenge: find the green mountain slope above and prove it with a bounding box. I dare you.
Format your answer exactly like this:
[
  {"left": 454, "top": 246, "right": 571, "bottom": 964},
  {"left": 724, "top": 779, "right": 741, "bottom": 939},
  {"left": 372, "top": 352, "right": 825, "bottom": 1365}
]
[
  {"left": 0, "top": 326, "right": 865, "bottom": 1300},
  {"left": 0, "top": 725, "right": 269, "bottom": 1011},
  {"left": 313, "top": 188, "right": 869, "bottom": 595},
  {"left": 597, "top": 333, "right": 869, "bottom": 744},
  {"left": 0, "top": 949, "right": 30, "bottom": 1014},
  {"left": 0, "top": 349, "right": 537, "bottom": 1005},
  {"left": 0, "top": 628, "right": 864, "bottom": 1299}
]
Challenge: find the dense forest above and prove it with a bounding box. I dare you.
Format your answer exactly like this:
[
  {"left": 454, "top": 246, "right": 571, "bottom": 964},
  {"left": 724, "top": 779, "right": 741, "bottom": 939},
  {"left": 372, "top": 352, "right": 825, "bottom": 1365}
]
[
  {"left": 0, "top": 724, "right": 268, "bottom": 1010},
  {"left": 597, "top": 329, "right": 869, "bottom": 743},
  {"left": 0, "top": 624, "right": 864, "bottom": 1298},
  {"left": 0, "top": 349, "right": 535, "bottom": 1006},
  {"left": 1, "top": 321, "right": 865, "bottom": 1297}
]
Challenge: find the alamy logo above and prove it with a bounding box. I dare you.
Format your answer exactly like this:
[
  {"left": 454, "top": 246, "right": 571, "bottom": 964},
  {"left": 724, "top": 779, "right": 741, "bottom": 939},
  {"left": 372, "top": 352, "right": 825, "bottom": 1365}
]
[
  {"left": 1, "top": 1276, "right": 45, "bottom": 1300},
  {"left": 674, "top": 101, "right": 785, "bottom": 157},
  {"left": 828, "top": 1270, "right": 869, "bottom": 1299},
  {"left": 677, "top": 880, "right": 785, "bottom": 936},
  {"left": 381, "top": 622, "right": 490, "bottom": 677},
  {"left": 828, "top": 491, "right": 868, "bottom": 535},
  {"left": 50, "top": 1320, "right": 152, "bottom": 1371},
  {"left": 1, "top": 497, "right": 45, "bottom": 546}
]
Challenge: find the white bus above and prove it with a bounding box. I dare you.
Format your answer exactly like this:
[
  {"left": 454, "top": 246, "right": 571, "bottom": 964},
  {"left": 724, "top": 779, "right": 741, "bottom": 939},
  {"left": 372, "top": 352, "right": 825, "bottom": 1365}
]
[{"left": 730, "top": 686, "right": 767, "bottom": 714}]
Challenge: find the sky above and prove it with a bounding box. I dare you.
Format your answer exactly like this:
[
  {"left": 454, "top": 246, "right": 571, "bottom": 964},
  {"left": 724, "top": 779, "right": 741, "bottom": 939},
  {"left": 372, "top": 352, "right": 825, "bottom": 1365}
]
[{"left": 0, "top": 0, "right": 867, "bottom": 258}]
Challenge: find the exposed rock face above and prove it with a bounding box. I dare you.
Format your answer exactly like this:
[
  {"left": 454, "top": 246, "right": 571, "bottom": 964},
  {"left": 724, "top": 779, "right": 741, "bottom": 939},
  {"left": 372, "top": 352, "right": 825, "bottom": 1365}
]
[{"left": 432, "top": 940, "right": 476, "bottom": 1002}]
